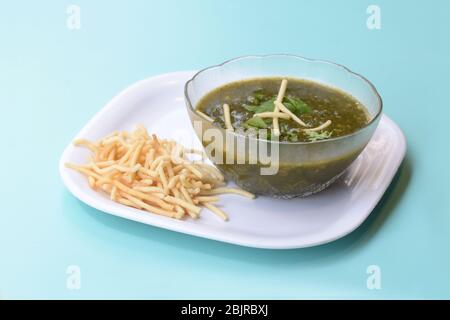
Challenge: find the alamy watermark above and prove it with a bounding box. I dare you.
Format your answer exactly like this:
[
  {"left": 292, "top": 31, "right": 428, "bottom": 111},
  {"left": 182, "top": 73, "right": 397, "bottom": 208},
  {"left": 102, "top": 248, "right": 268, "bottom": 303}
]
[
  {"left": 366, "top": 5, "right": 381, "bottom": 30},
  {"left": 366, "top": 265, "right": 382, "bottom": 290},
  {"left": 66, "top": 5, "right": 81, "bottom": 30},
  {"left": 190, "top": 120, "right": 280, "bottom": 175},
  {"left": 66, "top": 265, "right": 81, "bottom": 290}
]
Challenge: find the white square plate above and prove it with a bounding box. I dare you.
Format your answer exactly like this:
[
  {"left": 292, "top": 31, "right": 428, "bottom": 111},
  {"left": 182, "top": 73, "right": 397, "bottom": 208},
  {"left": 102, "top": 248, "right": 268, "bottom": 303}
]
[{"left": 59, "top": 71, "right": 406, "bottom": 249}]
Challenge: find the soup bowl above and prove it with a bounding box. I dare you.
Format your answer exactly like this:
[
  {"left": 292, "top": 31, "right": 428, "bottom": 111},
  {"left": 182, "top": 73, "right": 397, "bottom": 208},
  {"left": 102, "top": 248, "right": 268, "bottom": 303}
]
[{"left": 184, "top": 55, "right": 382, "bottom": 198}]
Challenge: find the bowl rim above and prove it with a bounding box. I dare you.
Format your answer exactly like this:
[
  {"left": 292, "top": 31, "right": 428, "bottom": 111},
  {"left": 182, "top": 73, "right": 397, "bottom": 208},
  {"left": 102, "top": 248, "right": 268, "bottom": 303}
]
[{"left": 184, "top": 54, "right": 383, "bottom": 145}]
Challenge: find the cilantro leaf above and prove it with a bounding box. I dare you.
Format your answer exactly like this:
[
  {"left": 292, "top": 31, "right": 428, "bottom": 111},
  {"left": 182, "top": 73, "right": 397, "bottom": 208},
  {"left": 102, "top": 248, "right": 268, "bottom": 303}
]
[
  {"left": 244, "top": 116, "right": 268, "bottom": 129},
  {"left": 254, "top": 98, "right": 276, "bottom": 114},
  {"left": 243, "top": 104, "right": 258, "bottom": 112},
  {"left": 286, "top": 132, "right": 299, "bottom": 142},
  {"left": 252, "top": 89, "right": 268, "bottom": 101},
  {"left": 305, "top": 130, "right": 333, "bottom": 142},
  {"left": 283, "top": 97, "right": 311, "bottom": 115}
]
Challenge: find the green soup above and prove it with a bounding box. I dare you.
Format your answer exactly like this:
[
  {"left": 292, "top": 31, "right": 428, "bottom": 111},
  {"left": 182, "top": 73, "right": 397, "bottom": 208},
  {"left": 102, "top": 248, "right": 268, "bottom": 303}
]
[{"left": 196, "top": 77, "right": 368, "bottom": 142}]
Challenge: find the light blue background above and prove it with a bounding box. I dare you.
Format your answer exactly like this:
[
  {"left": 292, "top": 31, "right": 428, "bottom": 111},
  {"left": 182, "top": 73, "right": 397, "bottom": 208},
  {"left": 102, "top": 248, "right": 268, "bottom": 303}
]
[{"left": 1, "top": 0, "right": 449, "bottom": 299}]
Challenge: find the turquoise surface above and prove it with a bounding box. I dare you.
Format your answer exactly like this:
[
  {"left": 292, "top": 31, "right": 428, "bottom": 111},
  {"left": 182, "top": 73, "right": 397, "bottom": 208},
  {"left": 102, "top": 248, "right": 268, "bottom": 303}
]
[{"left": 1, "top": 0, "right": 449, "bottom": 299}]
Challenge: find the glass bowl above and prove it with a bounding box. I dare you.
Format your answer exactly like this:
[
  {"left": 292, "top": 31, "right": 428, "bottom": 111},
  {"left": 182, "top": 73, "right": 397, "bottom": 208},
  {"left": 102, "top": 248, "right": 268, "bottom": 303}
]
[{"left": 184, "top": 54, "right": 382, "bottom": 198}]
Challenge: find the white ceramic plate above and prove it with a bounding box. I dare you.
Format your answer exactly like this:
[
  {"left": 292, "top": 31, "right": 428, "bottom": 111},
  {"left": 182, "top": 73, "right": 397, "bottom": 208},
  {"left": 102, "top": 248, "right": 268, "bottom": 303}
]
[{"left": 59, "top": 71, "right": 406, "bottom": 249}]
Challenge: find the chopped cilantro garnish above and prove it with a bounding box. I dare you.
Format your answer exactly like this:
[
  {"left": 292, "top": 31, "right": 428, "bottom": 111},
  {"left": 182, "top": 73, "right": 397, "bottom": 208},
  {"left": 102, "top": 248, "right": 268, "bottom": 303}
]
[
  {"left": 244, "top": 116, "right": 268, "bottom": 129},
  {"left": 283, "top": 97, "right": 311, "bottom": 115},
  {"left": 254, "top": 98, "right": 276, "bottom": 114},
  {"left": 305, "top": 130, "right": 333, "bottom": 142}
]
